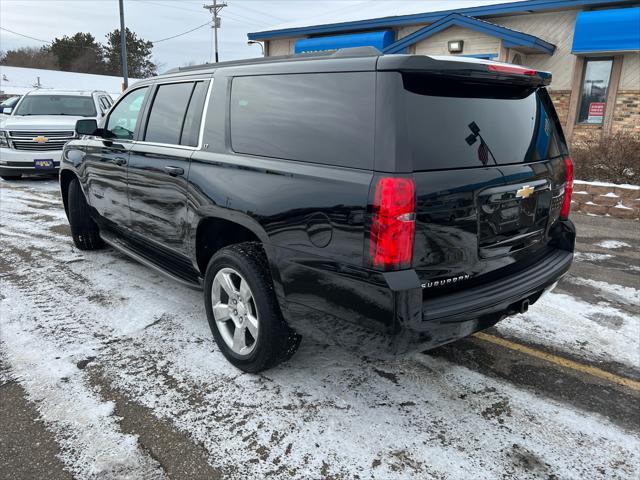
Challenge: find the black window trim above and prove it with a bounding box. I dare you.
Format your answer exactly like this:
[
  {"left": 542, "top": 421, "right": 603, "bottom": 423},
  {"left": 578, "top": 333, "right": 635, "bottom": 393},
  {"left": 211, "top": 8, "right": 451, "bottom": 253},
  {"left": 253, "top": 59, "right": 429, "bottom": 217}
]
[
  {"left": 136, "top": 78, "right": 213, "bottom": 151},
  {"left": 104, "top": 85, "right": 152, "bottom": 142}
]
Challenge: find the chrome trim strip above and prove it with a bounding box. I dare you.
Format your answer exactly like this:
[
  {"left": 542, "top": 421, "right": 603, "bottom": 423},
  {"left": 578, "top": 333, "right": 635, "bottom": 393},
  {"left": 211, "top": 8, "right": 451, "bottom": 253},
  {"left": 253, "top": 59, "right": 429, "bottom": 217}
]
[
  {"left": 131, "top": 140, "right": 199, "bottom": 151},
  {"left": 197, "top": 78, "right": 214, "bottom": 150}
]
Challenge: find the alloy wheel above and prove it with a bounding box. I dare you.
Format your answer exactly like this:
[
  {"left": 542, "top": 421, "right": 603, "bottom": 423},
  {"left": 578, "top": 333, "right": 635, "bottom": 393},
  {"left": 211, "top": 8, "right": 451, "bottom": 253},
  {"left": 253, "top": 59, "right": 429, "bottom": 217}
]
[{"left": 211, "top": 267, "right": 259, "bottom": 356}]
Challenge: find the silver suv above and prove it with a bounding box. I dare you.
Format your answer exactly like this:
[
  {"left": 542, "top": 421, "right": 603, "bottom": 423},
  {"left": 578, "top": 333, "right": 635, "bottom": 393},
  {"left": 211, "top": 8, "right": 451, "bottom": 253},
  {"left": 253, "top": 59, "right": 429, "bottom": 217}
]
[{"left": 0, "top": 89, "right": 113, "bottom": 180}]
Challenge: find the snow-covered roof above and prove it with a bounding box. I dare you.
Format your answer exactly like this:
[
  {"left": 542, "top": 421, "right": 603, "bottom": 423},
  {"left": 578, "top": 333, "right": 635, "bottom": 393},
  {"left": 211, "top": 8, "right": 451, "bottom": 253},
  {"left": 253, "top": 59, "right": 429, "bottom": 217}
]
[
  {"left": 0, "top": 66, "right": 138, "bottom": 97},
  {"left": 25, "top": 89, "right": 98, "bottom": 97},
  {"left": 261, "top": 0, "right": 526, "bottom": 32}
]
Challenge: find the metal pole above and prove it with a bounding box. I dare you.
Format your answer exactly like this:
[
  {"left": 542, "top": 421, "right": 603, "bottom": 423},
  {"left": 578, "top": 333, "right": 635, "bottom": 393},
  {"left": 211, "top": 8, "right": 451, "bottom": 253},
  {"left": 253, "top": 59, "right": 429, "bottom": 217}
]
[
  {"left": 213, "top": 0, "right": 219, "bottom": 63},
  {"left": 119, "top": 0, "right": 129, "bottom": 89}
]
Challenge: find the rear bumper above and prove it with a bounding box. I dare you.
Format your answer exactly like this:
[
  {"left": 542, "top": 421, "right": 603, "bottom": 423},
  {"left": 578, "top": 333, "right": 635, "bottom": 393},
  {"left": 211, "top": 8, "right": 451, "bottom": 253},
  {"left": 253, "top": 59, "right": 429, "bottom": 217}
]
[
  {"left": 393, "top": 248, "right": 572, "bottom": 353},
  {"left": 0, "top": 147, "right": 62, "bottom": 175},
  {"left": 277, "top": 220, "right": 575, "bottom": 356}
]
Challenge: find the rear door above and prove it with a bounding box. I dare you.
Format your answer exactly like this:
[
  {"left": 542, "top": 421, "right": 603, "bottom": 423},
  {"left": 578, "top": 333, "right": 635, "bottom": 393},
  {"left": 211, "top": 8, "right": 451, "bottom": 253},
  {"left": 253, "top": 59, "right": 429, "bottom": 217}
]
[
  {"left": 386, "top": 72, "right": 568, "bottom": 292},
  {"left": 127, "top": 79, "right": 210, "bottom": 254}
]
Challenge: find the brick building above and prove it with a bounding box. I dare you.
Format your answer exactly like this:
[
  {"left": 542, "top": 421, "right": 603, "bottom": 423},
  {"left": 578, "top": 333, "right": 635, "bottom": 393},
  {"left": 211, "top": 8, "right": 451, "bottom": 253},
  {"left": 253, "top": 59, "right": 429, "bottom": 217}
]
[{"left": 248, "top": 0, "right": 640, "bottom": 144}]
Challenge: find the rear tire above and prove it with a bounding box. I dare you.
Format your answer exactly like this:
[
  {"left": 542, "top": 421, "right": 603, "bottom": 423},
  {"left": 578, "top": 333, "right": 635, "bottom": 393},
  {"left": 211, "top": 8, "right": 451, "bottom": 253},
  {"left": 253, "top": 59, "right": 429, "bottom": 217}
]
[
  {"left": 67, "top": 178, "right": 104, "bottom": 250},
  {"left": 1, "top": 175, "right": 21, "bottom": 181},
  {"left": 204, "top": 242, "right": 301, "bottom": 373}
]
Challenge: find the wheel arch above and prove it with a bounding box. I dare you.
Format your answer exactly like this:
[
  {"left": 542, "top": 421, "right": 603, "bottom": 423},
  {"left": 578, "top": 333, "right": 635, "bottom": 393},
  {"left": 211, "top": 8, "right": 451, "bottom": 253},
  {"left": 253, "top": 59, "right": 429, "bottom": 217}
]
[{"left": 193, "top": 214, "right": 268, "bottom": 275}]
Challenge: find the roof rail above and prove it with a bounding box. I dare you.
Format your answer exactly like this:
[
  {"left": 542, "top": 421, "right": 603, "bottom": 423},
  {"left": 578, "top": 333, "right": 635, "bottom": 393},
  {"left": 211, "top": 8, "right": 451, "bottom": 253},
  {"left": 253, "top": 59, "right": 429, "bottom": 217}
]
[{"left": 162, "top": 47, "right": 381, "bottom": 75}]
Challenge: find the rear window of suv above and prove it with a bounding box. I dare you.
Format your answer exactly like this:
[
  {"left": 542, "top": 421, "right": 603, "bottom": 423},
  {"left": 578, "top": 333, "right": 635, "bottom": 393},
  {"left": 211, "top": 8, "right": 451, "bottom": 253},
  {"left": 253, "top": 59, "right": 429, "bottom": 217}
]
[
  {"left": 13, "top": 95, "right": 96, "bottom": 117},
  {"left": 400, "top": 73, "right": 566, "bottom": 171},
  {"left": 230, "top": 73, "right": 375, "bottom": 169}
]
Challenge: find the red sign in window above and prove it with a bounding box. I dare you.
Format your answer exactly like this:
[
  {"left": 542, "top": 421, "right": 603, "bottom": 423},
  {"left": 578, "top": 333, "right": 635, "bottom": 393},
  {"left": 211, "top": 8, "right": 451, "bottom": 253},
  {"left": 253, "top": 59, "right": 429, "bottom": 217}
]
[{"left": 588, "top": 102, "right": 606, "bottom": 120}]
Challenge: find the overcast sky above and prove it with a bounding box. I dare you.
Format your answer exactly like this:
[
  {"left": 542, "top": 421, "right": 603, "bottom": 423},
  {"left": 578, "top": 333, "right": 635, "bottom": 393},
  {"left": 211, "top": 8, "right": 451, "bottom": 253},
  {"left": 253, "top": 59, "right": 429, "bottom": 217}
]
[{"left": 0, "top": 0, "right": 371, "bottom": 72}]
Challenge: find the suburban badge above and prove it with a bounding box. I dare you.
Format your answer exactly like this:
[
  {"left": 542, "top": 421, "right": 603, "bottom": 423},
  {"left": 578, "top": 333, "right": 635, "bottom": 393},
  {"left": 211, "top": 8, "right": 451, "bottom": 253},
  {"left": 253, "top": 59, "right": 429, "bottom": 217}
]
[{"left": 422, "top": 274, "right": 471, "bottom": 289}]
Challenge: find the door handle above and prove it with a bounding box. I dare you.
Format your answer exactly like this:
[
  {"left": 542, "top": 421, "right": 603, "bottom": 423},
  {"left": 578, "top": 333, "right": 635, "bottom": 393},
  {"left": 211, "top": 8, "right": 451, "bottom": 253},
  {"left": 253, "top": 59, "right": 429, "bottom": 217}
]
[
  {"left": 112, "top": 157, "right": 127, "bottom": 166},
  {"left": 164, "top": 166, "right": 184, "bottom": 176}
]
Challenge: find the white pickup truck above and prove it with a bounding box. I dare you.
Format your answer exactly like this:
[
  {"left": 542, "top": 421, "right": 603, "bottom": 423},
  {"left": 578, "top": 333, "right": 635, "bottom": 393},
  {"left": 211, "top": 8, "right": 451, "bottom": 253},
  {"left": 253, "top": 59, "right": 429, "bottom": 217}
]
[{"left": 0, "top": 89, "right": 114, "bottom": 180}]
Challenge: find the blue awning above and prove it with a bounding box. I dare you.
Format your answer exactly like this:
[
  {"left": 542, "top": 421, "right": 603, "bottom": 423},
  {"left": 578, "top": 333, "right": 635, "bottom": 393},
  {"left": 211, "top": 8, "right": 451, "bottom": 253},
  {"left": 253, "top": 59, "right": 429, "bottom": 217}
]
[
  {"left": 295, "top": 30, "right": 395, "bottom": 54},
  {"left": 572, "top": 7, "right": 640, "bottom": 54}
]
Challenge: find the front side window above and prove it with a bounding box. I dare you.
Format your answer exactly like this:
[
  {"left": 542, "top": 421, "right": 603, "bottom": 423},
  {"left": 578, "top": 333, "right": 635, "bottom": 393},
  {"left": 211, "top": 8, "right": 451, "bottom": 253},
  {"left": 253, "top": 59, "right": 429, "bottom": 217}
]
[
  {"left": 105, "top": 87, "right": 149, "bottom": 140},
  {"left": 13, "top": 95, "right": 97, "bottom": 117},
  {"left": 144, "top": 82, "right": 195, "bottom": 145},
  {"left": 577, "top": 58, "right": 613, "bottom": 124}
]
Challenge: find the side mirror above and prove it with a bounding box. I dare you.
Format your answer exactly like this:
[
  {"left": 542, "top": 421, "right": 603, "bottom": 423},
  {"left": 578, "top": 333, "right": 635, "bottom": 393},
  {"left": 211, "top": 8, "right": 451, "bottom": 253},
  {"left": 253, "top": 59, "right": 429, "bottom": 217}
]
[
  {"left": 3, "top": 107, "right": 12, "bottom": 114},
  {"left": 76, "top": 118, "right": 99, "bottom": 136}
]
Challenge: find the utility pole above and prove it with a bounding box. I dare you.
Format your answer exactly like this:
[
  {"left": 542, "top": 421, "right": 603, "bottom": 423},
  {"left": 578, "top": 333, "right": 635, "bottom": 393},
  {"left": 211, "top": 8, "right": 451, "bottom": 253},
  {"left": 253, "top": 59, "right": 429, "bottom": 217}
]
[
  {"left": 118, "top": 0, "right": 129, "bottom": 90},
  {"left": 203, "top": 0, "right": 227, "bottom": 63}
]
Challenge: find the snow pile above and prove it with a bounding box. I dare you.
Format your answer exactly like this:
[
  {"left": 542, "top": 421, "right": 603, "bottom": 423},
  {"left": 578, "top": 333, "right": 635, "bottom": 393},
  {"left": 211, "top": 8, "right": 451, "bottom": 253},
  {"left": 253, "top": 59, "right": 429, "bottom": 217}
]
[{"left": 574, "top": 180, "right": 640, "bottom": 191}]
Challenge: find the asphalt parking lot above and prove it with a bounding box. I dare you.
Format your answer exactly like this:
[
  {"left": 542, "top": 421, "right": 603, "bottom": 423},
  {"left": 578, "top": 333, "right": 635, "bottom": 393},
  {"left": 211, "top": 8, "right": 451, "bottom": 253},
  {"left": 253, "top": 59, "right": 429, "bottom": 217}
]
[{"left": 1, "top": 178, "right": 638, "bottom": 480}]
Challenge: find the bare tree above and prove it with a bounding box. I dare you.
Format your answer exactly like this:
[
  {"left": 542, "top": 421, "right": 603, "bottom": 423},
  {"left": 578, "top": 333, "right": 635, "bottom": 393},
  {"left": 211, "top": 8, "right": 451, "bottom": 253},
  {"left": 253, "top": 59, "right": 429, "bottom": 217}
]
[{"left": 0, "top": 47, "right": 59, "bottom": 70}]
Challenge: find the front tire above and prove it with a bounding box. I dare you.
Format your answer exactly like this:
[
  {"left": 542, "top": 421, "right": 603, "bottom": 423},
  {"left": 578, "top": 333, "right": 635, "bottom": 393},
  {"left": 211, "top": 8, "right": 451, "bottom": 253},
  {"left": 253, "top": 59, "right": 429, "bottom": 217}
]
[
  {"left": 67, "top": 178, "right": 104, "bottom": 250},
  {"left": 204, "top": 242, "right": 301, "bottom": 373}
]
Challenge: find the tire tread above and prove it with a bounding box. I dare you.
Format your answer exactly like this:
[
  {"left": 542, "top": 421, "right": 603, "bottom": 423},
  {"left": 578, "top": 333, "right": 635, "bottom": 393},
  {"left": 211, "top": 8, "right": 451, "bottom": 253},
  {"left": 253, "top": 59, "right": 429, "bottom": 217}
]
[{"left": 68, "top": 178, "right": 103, "bottom": 250}]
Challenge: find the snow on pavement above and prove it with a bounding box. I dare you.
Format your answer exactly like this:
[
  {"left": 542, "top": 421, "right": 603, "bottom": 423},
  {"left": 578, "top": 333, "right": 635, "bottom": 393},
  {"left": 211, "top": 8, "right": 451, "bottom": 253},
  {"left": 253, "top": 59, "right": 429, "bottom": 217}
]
[
  {"left": 595, "top": 240, "right": 632, "bottom": 250},
  {"left": 573, "top": 252, "right": 613, "bottom": 262},
  {"left": 1, "top": 179, "right": 639, "bottom": 479},
  {"left": 496, "top": 290, "right": 639, "bottom": 369}
]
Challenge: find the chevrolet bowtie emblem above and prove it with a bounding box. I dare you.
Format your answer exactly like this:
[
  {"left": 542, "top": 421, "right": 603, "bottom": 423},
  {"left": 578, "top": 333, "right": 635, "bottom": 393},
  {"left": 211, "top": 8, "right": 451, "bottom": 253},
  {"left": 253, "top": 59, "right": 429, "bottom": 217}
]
[
  {"left": 33, "top": 136, "right": 49, "bottom": 144},
  {"left": 516, "top": 185, "right": 535, "bottom": 199}
]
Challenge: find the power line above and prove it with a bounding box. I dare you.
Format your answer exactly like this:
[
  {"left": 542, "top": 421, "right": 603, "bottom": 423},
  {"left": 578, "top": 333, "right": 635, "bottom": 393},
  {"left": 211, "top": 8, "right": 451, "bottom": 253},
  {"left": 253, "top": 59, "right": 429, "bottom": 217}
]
[
  {"left": 0, "top": 26, "right": 50, "bottom": 44},
  {"left": 1, "top": 21, "right": 215, "bottom": 49},
  {"left": 230, "top": 3, "right": 286, "bottom": 22},
  {"left": 223, "top": 11, "right": 273, "bottom": 29},
  {"left": 151, "top": 20, "right": 213, "bottom": 43},
  {"left": 135, "top": 0, "right": 203, "bottom": 14}
]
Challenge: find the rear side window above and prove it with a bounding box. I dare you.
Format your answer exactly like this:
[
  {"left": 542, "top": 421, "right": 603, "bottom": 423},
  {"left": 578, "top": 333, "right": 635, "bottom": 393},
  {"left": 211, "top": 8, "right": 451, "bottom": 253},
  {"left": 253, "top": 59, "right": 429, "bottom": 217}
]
[
  {"left": 145, "top": 82, "right": 193, "bottom": 145},
  {"left": 230, "top": 73, "right": 375, "bottom": 169},
  {"left": 400, "top": 73, "right": 566, "bottom": 171},
  {"left": 144, "top": 81, "right": 208, "bottom": 146}
]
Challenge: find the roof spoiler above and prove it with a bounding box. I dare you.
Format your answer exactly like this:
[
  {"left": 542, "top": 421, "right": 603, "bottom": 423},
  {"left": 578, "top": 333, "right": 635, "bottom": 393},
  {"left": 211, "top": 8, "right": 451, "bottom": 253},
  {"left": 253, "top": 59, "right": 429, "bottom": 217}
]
[
  {"left": 378, "top": 55, "right": 552, "bottom": 86},
  {"left": 162, "top": 47, "right": 381, "bottom": 74}
]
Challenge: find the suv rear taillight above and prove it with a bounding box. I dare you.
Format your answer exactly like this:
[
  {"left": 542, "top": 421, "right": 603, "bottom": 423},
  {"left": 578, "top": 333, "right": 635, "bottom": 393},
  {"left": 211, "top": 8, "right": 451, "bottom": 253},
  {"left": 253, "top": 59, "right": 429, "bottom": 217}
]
[
  {"left": 560, "top": 156, "right": 573, "bottom": 219},
  {"left": 369, "top": 177, "right": 415, "bottom": 270}
]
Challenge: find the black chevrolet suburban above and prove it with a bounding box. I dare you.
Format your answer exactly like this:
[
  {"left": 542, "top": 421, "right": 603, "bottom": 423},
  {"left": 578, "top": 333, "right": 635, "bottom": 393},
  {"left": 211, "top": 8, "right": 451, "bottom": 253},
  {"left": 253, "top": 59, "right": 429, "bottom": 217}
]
[{"left": 60, "top": 49, "right": 575, "bottom": 372}]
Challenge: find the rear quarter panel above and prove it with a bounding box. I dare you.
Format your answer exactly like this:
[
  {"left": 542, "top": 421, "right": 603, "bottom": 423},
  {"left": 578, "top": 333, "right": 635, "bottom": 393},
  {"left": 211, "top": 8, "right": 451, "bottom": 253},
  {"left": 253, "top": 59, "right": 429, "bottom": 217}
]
[{"left": 188, "top": 72, "right": 382, "bottom": 332}]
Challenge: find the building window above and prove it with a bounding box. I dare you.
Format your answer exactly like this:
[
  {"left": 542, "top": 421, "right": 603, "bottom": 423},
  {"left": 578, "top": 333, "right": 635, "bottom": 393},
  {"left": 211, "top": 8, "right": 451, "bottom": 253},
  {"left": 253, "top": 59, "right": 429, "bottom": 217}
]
[{"left": 577, "top": 58, "right": 613, "bottom": 124}]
